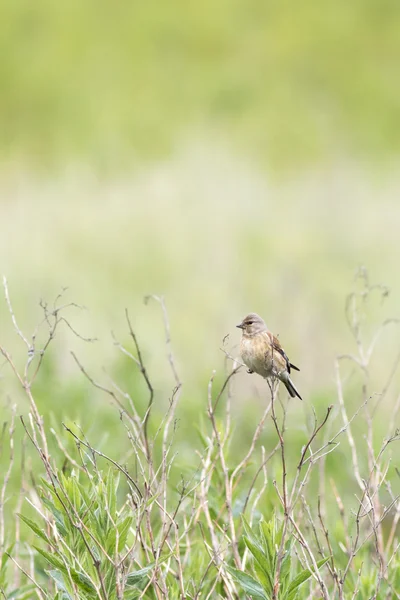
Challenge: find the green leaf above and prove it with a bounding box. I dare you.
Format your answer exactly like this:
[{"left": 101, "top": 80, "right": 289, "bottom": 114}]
[
  {"left": 91, "top": 508, "right": 108, "bottom": 547},
  {"left": 34, "top": 546, "right": 67, "bottom": 573},
  {"left": 126, "top": 564, "right": 157, "bottom": 586},
  {"left": 70, "top": 570, "right": 97, "bottom": 596},
  {"left": 279, "top": 545, "right": 293, "bottom": 594},
  {"left": 286, "top": 557, "right": 330, "bottom": 598},
  {"left": 241, "top": 516, "right": 260, "bottom": 546},
  {"left": 39, "top": 477, "right": 58, "bottom": 495},
  {"left": 126, "top": 555, "right": 172, "bottom": 588},
  {"left": 76, "top": 480, "right": 93, "bottom": 510},
  {"left": 105, "top": 515, "right": 133, "bottom": 553},
  {"left": 275, "top": 518, "right": 284, "bottom": 547},
  {"left": 1, "top": 544, "right": 13, "bottom": 568},
  {"left": 243, "top": 535, "right": 273, "bottom": 594},
  {"left": 46, "top": 570, "right": 73, "bottom": 598},
  {"left": 124, "top": 590, "right": 142, "bottom": 599},
  {"left": 17, "top": 513, "right": 50, "bottom": 544},
  {"left": 117, "top": 515, "right": 133, "bottom": 551},
  {"left": 0, "top": 543, "right": 14, "bottom": 587},
  {"left": 69, "top": 476, "right": 82, "bottom": 511},
  {"left": 280, "top": 548, "right": 292, "bottom": 580},
  {"left": 41, "top": 497, "right": 67, "bottom": 536},
  {"left": 7, "top": 585, "right": 39, "bottom": 599},
  {"left": 40, "top": 479, "right": 66, "bottom": 511},
  {"left": 259, "top": 519, "right": 275, "bottom": 567},
  {"left": 145, "top": 493, "right": 161, "bottom": 508},
  {"left": 104, "top": 565, "right": 117, "bottom": 599},
  {"left": 38, "top": 546, "right": 96, "bottom": 596},
  {"left": 227, "top": 566, "right": 269, "bottom": 599},
  {"left": 243, "top": 518, "right": 271, "bottom": 563},
  {"left": 106, "top": 469, "right": 118, "bottom": 518},
  {"left": 253, "top": 561, "right": 271, "bottom": 592}
]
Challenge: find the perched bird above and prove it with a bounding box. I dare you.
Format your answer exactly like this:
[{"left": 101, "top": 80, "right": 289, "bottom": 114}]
[{"left": 237, "top": 312, "right": 302, "bottom": 400}]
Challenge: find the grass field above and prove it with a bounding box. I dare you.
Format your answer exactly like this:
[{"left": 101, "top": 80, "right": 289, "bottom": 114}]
[{"left": 1, "top": 1, "right": 400, "bottom": 170}]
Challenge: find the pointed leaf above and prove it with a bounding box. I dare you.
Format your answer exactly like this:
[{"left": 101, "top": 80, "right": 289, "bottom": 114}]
[
  {"left": 242, "top": 518, "right": 273, "bottom": 566},
  {"left": 279, "top": 546, "right": 292, "bottom": 594},
  {"left": 106, "top": 469, "right": 118, "bottom": 518},
  {"left": 70, "top": 570, "right": 97, "bottom": 596},
  {"left": 126, "top": 554, "right": 172, "bottom": 587},
  {"left": 17, "top": 514, "right": 50, "bottom": 544},
  {"left": 106, "top": 515, "right": 133, "bottom": 553},
  {"left": 275, "top": 517, "right": 284, "bottom": 547},
  {"left": 126, "top": 564, "right": 156, "bottom": 586},
  {"left": 34, "top": 546, "right": 67, "bottom": 573},
  {"left": 287, "top": 557, "right": 330, "bottom": 596},
  {"left": 7, "top": 585, "right": 38, "bottom": 600},
  {"left": 280, "top": 548, "right": 291, "bottom": 579},
  {"left": 260, "top": 520, "right": 275, "bottom": 565},
  {"left": 75, "top": 480, "right": 93, "bottom": 510},
  {"left": 241, "top": 516, "right": 261, "bottom": 547},
  {"left": 0, "top": 545, "right": 14, "bottom": 589},
  {"left": 243, "top": 536, "right": 273, "bottom": 593},
  {"left": 1, "top": 543, "right": 14, "bottom": 569},
  {"left": 46, "top": 570, "right": 72, "bottom": 598},
  {"left": 117, "top": 515, "right": 133, "bottom": 551},
  {"left": 104, "top": 565, "right": 117, "bottom": 599},
  {"left": 227, "top": 566, "right": 269, "bottom": 599},
  {"left": 69, "top": 476, "right": 82, "bottom": 511},
  {"left": 41, "top": 497, "right": 67, "bottom": 536},
  {"left": 253, "top": 561, "right": 271, "bottom": 591},
  {"left": 38, "top": 548, "right": 96, "bottom": 596}
]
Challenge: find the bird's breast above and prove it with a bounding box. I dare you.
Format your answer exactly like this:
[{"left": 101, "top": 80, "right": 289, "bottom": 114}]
[{"left": 240, "top": 335, "right": 272, "bottom": 377}]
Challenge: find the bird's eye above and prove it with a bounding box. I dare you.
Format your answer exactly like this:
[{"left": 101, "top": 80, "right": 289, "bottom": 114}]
[{"left": 247, "top": 321, "right": 254, "bottom": 325}]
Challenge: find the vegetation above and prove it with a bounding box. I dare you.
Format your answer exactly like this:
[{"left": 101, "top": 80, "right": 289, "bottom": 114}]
[
  {"left": 1, "top": 1, "right": 400, "bottom": 170},
  {"left": 0, "top": 273, "right": 399, "bottom": 598}
]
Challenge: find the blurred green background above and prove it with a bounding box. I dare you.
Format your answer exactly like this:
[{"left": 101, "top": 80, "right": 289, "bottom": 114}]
[
  {"left": 1, "top": 0, "right": 400, "bottom": 482},
  {"left": 1, "top": 0, "right": 400, "bottom": 168}
]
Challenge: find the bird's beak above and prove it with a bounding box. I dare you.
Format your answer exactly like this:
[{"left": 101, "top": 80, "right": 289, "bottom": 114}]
[{"left": 236, "top": 323, "right": 244, "bottom": 329}]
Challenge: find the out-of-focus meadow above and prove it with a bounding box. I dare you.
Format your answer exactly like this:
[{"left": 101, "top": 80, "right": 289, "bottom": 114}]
[
  {"left": 1, "top": 0, "right": 400, "bottom": 409},
  {"left": 1, "top": 2, "right": 400, "bottom": 597}
]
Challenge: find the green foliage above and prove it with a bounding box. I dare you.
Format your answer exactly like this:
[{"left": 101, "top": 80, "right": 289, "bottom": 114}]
[
  {"left": 18, "top": 469, "right": 160, "bottom": 599},
  {"left": 0, "top": 274, "right": 399, "bottom": 599},
  {"left": 229, "top": 516, "right": 329, "bottom": 600}
]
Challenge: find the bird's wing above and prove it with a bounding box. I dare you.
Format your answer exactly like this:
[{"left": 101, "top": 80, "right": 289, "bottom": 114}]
[{"left": 267, "top": 332, "right": 299, "bottom": 373}]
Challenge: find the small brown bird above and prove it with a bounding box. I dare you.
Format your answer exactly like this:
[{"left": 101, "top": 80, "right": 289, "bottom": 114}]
[{"left": 237, "top": 312, "right": 302, "bottom": 400}]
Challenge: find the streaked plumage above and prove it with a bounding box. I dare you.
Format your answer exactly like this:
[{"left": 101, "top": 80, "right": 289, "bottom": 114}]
[{"left": 237, "top": 312, "right": 302, "bottom": 400}]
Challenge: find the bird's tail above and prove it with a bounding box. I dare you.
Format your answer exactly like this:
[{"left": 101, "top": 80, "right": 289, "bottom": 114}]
[{"left": 281, "top": 373, "right": 302, "bottom": 400}]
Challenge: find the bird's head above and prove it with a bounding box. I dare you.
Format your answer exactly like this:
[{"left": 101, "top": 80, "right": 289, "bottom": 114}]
[{"left": 236, "top": 313, "right": 267, "bottom": 337}]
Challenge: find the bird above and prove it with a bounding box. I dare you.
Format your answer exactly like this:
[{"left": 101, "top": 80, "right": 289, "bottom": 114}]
[{"left": 236, "top": 312, "right": 302, "bottom": 400}]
